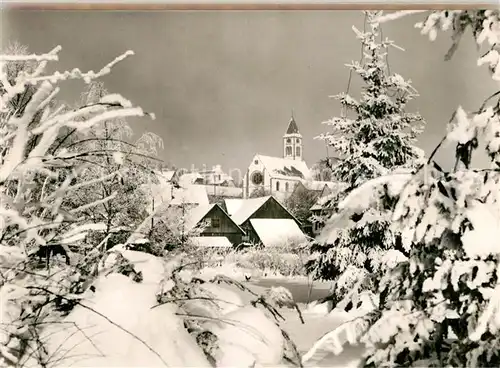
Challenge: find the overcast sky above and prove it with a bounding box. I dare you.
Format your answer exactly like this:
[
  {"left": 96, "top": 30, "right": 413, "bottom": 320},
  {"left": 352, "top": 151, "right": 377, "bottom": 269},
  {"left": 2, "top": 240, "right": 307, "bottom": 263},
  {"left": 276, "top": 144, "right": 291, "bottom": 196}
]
[{"left": 3, "top": 10, "right": 497, "bottom": 172}]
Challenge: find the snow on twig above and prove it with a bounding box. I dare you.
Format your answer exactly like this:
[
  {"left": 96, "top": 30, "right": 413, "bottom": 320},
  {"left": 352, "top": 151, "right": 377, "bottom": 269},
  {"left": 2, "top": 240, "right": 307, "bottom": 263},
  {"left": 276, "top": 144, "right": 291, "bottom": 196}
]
[
  {"left": 0, "top": 46, "right": 61, "bottom": 62},
  {"left": 373, "top": 10, "right": 427, "bottom": 24},
  {"left": 27, "top": 50, "right": 135, "bottom": 85}
]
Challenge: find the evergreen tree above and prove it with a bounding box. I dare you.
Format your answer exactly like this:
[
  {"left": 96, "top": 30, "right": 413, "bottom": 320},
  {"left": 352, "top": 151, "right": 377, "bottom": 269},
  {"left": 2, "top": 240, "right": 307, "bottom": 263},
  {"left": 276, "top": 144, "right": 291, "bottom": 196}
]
[
  {"left": 306, "top": 11, "right": 425, "bottom": 305},
  {"left": 303, "top": 10, "right": 500, "bottom": 368}
]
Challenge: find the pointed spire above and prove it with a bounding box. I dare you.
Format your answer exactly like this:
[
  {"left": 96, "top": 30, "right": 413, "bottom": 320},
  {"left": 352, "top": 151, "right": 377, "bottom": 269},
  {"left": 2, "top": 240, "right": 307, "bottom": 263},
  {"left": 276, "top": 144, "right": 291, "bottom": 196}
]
[{"left": 285, "top": 111, "right": 300, "bottom": 135}]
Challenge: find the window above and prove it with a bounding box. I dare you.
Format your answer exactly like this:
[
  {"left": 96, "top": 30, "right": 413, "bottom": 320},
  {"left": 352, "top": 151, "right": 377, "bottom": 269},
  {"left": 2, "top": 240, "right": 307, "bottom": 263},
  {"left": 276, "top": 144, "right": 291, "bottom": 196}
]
[
  {"left": 254, "top": 159, "right": 258, "bottom": 165},
  {"left": 211, "top": 218, "right": 220, "bottom": 227},
  {"left": 251, "top": 171, "right": 264, "bottom": 185},
  {"left": 276, "top": 181, "right": 280, "bottom": 191},
  {"left": 286, "top": 138, "right": 291, "bottom": 144},
  {"left": 296, "top": 138, "right": 300, "bottom": 143},
  {"left": 285, "top": 146, "right": 292, "bottom": 156},
  {"left": 295, "top": 146, "right": 301, "bottom": 157},
  {"left": 285, "top": 182, "right": 289, "bottom": 192}
]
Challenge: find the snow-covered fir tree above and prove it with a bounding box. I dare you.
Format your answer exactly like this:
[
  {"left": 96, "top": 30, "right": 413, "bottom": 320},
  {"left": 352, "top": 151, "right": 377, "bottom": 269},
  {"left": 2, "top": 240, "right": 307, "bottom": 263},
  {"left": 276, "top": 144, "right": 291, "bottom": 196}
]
[
  {"left": 304, "top": 9, "right": 500, "bottom": 368},
  {"left": 306, "top": 11, "right": 425, "bottom": 305}
]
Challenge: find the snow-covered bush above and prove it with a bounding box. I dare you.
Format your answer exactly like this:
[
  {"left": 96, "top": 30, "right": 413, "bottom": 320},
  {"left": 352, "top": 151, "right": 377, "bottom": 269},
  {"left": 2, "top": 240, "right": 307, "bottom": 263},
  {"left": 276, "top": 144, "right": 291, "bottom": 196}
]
[
  {"left": 232, "top": 240, "right": 310, "bottom": 277},
  {"left": 306, "top": 11, "right": 425, "bottom": 305},
  {"left": 146, "top": 203, "right": 210, "bottom": 257},
  {"left": 305, "top": 9, "right": 500, "bottom": 368},
  {"left": 155, "top": 257, "right": 304, "bottom": 367},
  {"left": 0, "top": 44, "right": 156, "bottom": 366}
]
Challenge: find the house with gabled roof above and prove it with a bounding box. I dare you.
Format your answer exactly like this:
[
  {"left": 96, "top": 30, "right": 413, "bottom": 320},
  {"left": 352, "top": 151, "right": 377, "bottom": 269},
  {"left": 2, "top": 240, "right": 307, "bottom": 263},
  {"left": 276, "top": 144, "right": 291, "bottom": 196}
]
[
  {"left": 242, "top": 115, "right": 311, "bottom": 202},
  {"left": 310, "top": 182, "right": 349, "bottom": 236},
  {"left": 224, "top": 195, "right": 308, "bottom": 247},
  {"left": 158, "top": 170, "right": 179, "bottom": 185},
  {"left": 170, "top": 203, "right": 246, "bottom": 247},
  {"left": 284, "top": 180, "right": 340, "bottom": 236}
]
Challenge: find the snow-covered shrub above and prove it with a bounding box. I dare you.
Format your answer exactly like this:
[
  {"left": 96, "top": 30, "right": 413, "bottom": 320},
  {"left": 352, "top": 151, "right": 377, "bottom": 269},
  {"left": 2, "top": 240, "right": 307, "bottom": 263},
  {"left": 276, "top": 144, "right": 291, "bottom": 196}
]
[
  {"left": 233, "top": 240, "right": 310, "bottom": 277},
  {"left": 304, "top": 9, "right": 500, "bottom": 368},
  {"left": 0, "top": 45, "right": 155, "bottom": 366},
  {"left": 306, "top": 11, "right": 425, "bottom": 306},
  {"left": 156, "top": 258, "right": 304, "bottom": 367},
  {"left": 32, "top": 251, "right": 213, "bottom": 367}
]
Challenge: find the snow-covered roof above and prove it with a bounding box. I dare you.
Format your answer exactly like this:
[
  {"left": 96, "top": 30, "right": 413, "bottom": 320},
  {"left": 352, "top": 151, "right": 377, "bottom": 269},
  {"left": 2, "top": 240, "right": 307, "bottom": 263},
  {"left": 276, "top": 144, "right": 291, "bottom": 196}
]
[
  {"left": 146, "top": 183, "right": 173, "bottom": 209},
  {"left": 183, "top": 203, "right": 244, "bottom": 234},
  {"left": 201, "top": 170, "right": 234, "bottom": 185},
  {"left": 255, "top": 154, "right": 310, "bottom": 180},
  {"left": 178, "top": 172, "right": 203, "bottom": 187},
  {"left": 171, "top": 184, "right": 209, "bottom": 206},
  {"left": 205, "top": 177, "right": 234, "bottom": 186},
  {"left": 201, "top": 185, "right": 243, "bottom": 198},
  {"left": 230, "top": 196, "right": 271, "bottom": 225},
  {"left": 191, "top": 236, "right": 233, "bottom": 248},
  {"left": 184, "top": 204, "right": 216, "bottom": 231},
  {"left": 151, "top": 170, "right": 177, "bottom": 186},
  {"left": 145, "top": 182, "right": 209, "bottom": 212},
  {"left": 224, "top": 198, "right": 244, "bottom": 217},
  {"left": 250, "top": 219, "right": 308, "bottom": 247},
  {"left": 162, "top": 170, "right": 177, "bottom": 182},
  {"left": 300, "top": 180, "right": 337, "bottom": 192}
]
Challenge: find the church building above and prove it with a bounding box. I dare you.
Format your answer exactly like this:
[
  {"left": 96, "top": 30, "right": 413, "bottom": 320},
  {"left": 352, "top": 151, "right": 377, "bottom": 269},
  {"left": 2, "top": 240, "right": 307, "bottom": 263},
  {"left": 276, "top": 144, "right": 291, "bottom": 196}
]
[{"left": 242, "top": 115, "right": 311, "bottom": 202}]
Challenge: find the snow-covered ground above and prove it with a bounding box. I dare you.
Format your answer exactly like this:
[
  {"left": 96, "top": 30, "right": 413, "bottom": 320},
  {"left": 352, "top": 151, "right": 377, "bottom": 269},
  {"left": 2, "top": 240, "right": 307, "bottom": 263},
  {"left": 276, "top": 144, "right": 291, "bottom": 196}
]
[
  {"left": 219, "top": 280, "right": 365, "bottom": 367},
  {"left": 281, "top": 308, "right": 365, "bottom": 367},
  {"left": 29, "top": 248, "right": 364, "bottom": 367},
  {"left": 192, "top": 261, "right": 365, "bottom": 366}
]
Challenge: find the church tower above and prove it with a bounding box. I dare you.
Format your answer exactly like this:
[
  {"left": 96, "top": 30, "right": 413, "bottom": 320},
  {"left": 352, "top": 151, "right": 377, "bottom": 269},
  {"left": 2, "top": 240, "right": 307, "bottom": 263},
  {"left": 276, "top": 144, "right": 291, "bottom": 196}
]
[{"left": 283, "top": 113, "right": 303, "bottom": 161}]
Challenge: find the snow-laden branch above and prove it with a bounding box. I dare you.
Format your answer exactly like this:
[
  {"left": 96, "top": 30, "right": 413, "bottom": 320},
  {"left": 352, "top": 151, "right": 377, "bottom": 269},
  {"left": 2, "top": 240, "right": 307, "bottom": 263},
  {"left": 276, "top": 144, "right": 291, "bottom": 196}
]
[
  {"left": 373, "top": 10, "right": 426, "bottom": 24},
  {"left": 28, "top": 50, "right": 135, "bottom": 85},
  {"left": 0, "top": 45, "right": 61, "bottom": 62},
  {"left": 69, "top": 191, "right": 117, "bottom": 214}
]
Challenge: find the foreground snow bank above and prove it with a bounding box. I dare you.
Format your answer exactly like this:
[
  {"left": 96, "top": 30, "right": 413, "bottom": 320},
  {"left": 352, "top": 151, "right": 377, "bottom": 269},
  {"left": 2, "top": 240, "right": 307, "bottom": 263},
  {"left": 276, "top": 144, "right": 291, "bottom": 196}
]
[
  {"left": 33, "top": 248, "right": 288, "bottom": 367},
  {"left": 206, "top": 305, "right": 285, "bottom": 367},
  {"left": 36, "top": 273, "right": 211, "bottom": 367}
]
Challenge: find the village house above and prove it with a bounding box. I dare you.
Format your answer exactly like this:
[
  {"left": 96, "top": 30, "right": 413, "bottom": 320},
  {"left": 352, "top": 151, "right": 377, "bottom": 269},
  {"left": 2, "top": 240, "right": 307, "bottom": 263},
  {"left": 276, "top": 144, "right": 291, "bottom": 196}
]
[
  {"left": 290, "top": 180, "right": 337, "bottom": 201},
  {"left": 157, "top": 170, "right": 180, "bottom": 186},
  {"left": 183, "top": 203, "right": 246, "bottom": 246},
  {"left": 309, "top": 182, "right": 349, "bottom": 236},
  {"left": 198, "top": 164, "right": 236, "bottom": 187},
  {"left": 242, "top": 116, "right": 311, "bottom": 202},
  {"left": 224, "top": 196, "right": 308, "bottom": 247},
  {"left": 178, "top": 167, "right": 243, "bottom": 202},
  {"left": 286, "top": 180, "right": 339, "bottom": 236},
  {"left": 178, "top": 172, "right": 204, "bottom": 186},
  {"left": 147, "top": 172, "right": 210, "bottom": 215}
]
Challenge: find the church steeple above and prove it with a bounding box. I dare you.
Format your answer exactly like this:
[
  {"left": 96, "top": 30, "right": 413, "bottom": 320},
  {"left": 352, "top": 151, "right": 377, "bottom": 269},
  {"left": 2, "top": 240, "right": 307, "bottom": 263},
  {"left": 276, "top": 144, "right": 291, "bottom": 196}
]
[
  {"left": 283, "top": 112, "right": 303, "bottom": 161},
  {"left": 286, "top": 111, "right": 300, "bottom": 134}
]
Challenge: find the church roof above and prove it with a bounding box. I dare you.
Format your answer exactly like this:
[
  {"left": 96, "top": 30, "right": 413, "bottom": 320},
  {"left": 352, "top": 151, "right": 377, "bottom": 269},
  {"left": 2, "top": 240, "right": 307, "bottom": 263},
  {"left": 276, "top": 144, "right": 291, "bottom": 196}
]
[
  {"left": 255, "top": 154, "right": 310, "bottom": 180},
  {"left": 285, "top": 116, "right": 300, "bottom": 135}
]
